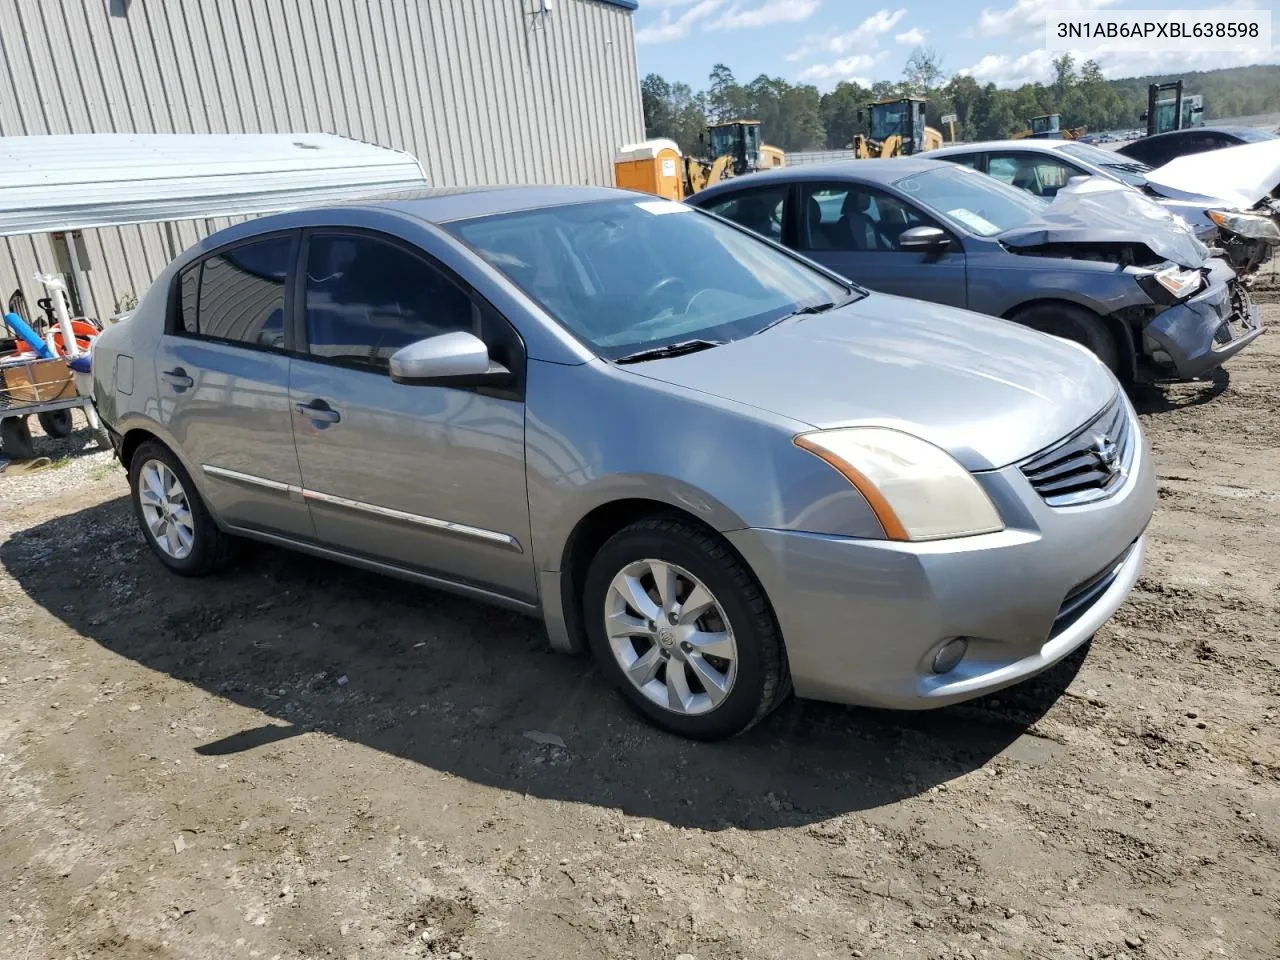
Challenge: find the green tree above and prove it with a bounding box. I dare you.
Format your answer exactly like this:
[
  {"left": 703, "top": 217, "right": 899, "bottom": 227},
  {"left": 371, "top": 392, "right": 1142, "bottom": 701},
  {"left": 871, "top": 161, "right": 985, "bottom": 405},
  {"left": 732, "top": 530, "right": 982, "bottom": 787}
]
[{"left": 903, "top": 47, "right": 945, "bottom": 98}]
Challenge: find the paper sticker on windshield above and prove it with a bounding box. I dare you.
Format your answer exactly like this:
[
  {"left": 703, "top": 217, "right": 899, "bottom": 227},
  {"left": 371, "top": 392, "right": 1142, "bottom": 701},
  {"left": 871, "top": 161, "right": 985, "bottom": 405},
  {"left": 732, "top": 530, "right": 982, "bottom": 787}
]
[
  {"left": 635, "top": 200, "right": 689, "bottom": 215},
  {"left": 947, "top": 208, "right": 1000, "bottom": 235}
]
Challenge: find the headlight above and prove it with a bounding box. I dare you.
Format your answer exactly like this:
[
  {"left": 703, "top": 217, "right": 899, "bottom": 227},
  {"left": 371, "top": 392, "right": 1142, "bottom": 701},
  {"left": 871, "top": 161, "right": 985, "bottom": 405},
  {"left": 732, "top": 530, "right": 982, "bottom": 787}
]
[
  {"left": 1207, "top": 209, "right": 1280, "bottom": 242},
  {"left": 1136, "top": 263, "right": 1202, "bottom": 304},
  {"left": 794, "top": 427, "right": 1004, "bottom": 542}
]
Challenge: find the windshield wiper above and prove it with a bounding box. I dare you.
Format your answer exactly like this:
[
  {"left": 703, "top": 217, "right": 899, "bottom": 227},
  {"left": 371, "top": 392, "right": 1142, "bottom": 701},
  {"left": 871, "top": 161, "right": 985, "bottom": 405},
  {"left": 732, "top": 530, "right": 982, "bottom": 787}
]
[
  {"left": 752, "top": 294, "right": 856, "bottom": 336},
  {"left": 614, "top": 338, "right": 726, "bottom": 364}
]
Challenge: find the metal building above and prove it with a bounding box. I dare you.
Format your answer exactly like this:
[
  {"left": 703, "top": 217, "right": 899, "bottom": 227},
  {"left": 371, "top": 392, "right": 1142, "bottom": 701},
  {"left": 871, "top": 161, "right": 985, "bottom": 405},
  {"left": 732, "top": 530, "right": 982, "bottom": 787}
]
[{"left": 0, "top": 0, "right": 644, "bottom": 324}]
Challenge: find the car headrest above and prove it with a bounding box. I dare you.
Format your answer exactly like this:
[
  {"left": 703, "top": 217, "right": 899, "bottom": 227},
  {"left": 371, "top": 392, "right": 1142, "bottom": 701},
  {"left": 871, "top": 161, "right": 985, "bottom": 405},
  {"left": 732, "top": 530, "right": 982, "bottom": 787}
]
[{"left": 841, "top": 191, "right": 870, "bottom": 215}]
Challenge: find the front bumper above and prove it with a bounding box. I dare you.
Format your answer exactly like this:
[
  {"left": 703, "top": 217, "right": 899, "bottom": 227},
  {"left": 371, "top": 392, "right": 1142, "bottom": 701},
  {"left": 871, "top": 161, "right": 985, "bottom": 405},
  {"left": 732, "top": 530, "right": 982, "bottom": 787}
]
[
  {"left": 1143, "top": 259, "right": 1264, "bottom": 379},
  {"left": 726, "top": 398, "right": 1156, "bottom": 710}
]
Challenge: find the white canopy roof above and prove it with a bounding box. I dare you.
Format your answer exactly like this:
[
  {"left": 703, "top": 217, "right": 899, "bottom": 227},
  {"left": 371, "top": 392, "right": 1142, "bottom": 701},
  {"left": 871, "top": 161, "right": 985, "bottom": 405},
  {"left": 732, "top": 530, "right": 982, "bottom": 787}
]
[{"left": 0, "top": 133, "right": 429, "bottom": 237}]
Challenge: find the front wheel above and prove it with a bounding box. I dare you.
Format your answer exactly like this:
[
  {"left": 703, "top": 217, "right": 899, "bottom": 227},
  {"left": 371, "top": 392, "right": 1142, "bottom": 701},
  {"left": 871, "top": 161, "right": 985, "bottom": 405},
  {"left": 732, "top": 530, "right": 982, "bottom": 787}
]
[
  {"left": 37, "top": 409, "right": 74, "bottom": 438},
  {"left": 1013, "top": 303, "right": 1121, "bottom": 375},
  {"left": 582, "top": 516, "right": 789, "bottom": 740}
]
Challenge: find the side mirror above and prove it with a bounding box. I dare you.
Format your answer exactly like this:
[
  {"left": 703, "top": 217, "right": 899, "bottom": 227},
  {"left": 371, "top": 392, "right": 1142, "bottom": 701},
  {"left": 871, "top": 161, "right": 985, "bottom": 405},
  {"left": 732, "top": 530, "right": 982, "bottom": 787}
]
[
  {"left": 898, "top": 225, "right": 951, "bottom": 251},
  {"left": 389, "top": 331, "right": 512, "bottom": 387}
]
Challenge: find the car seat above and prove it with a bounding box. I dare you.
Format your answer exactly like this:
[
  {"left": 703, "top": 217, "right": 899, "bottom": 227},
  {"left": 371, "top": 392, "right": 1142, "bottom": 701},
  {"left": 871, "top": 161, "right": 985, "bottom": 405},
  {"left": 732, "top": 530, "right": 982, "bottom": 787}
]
[
  {"left": 803, "top": 195, "right": 833, "bottom": 250},
  {"left": 834, "top": 191, "right": 879, "bottom": 250}
]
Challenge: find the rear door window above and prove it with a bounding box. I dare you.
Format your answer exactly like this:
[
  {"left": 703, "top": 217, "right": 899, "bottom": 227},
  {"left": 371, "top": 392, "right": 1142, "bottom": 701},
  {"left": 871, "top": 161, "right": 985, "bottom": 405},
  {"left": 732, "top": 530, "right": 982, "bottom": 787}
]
[
  {"left": 699, "top": 184, "right": 788, "bottom": 243},
  {"left": 176, "top": 235, "right": 294, "bottom": 350}
]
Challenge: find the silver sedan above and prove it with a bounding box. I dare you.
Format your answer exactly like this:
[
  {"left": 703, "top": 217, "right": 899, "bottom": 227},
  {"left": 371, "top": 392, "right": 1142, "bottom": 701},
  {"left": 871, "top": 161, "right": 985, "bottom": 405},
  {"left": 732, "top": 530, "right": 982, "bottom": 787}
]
[{"left": 90, "top": 185, "right": 1156, "bottom": 740}]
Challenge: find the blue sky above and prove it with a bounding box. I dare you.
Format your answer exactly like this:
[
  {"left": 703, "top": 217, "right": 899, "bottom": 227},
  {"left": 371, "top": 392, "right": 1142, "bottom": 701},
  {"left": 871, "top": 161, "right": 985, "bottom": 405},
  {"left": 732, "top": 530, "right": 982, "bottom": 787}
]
[{"left": 633, "top": 0, "right": 1279, "bottom": 91}]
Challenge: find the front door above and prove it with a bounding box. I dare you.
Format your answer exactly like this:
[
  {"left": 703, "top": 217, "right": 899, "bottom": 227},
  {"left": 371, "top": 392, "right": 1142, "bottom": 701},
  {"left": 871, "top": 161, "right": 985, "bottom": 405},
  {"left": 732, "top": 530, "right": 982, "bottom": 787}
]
[
  {"left": 155, "top": 232, "right": 314, "bottom": 539},
  {"left": 794, "top": 181, "right": 968, "bottom": 309},
  {"left": 287, "top": 231, "right": 535, "bottom": 602}
]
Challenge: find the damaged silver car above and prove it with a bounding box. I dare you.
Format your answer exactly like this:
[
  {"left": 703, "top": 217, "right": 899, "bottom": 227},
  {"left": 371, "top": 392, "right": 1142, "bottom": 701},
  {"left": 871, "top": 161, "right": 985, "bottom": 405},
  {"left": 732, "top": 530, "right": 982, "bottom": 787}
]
[
  {"left": 929, "top": 138, "right": 1280, "bottom": 278},
  {"left": 689, "top": 159, "right": 1262, "bottom": 383}
]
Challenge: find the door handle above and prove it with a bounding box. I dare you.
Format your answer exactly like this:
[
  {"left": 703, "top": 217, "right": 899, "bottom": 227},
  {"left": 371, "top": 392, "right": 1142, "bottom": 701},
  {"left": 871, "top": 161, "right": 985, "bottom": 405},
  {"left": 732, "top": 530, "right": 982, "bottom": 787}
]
[
  {"left": 161, "top": 368, "right": 194, "bottom": 389},
  {"left": 295, "top": 400, "right": 341, "bottom": 424}
]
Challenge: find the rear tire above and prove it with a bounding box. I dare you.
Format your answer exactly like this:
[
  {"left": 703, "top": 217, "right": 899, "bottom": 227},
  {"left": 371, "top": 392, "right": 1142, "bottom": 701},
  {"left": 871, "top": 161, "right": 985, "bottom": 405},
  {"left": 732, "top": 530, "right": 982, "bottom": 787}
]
[
  {"left": 1012, "top": 303, "right": 1121, "bottom": 375},
  {"left": 582, "top": 515, "right": 789, "bottom": 740},
  {"left": 128, "top": 440, "right": 237, "bottom": 576}
]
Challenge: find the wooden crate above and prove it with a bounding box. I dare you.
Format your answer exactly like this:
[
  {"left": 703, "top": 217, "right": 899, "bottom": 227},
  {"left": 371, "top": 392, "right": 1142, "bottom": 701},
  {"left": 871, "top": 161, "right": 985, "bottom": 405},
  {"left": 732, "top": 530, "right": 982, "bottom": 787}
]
[{"left": 0, "top": 357, "right": 77, "bottom": 407}]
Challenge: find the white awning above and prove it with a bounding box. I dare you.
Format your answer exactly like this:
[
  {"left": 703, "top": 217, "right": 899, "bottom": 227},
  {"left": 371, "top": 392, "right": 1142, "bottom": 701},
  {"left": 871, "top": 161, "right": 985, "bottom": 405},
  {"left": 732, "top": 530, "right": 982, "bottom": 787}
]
[{"left": 0, "top": 133, "right": 429, "bottom": 238}]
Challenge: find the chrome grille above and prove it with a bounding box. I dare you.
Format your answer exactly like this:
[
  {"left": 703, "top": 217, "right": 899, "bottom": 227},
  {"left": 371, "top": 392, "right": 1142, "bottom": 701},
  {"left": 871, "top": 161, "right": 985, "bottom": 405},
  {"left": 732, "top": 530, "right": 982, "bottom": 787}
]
[{"left": 1020, "top": 394, "right": 1132, "bottom": 506}]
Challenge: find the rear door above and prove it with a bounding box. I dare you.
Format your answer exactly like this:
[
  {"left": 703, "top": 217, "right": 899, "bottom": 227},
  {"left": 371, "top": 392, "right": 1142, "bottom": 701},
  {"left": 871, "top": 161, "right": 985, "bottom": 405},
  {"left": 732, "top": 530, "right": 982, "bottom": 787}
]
[
  {"left": 286, "top": 230, "right": 534, "bottom": 601},
  {"left": 792, "top": 180, "right": 967, "bottom": 308},
  {"left": 155, "top": 232, "right": 314, "bottom": 539},
  {"left": 695, "top": 181, "right": 793, "bottom": 245}
]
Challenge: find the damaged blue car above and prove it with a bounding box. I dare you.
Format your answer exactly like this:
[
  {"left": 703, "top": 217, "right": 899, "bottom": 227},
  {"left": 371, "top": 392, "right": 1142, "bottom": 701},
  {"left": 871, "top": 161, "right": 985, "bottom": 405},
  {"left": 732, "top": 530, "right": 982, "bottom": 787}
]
[{"left": 689, "top": 159, "right": 1262, "bottom": 382}]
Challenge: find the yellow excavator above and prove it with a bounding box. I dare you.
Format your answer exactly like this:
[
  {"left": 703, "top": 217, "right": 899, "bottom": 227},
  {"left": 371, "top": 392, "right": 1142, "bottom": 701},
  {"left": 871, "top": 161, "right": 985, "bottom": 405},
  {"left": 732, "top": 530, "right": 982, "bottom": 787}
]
[
  {"left": 682, "top": 120, "right": 786, "bottom": 195},
  {"left": 851, "top": 97, "right": 945, "bottom": 158},
  {"left": 1012, "top": 114, "right": 1087, "bottom": 140}
]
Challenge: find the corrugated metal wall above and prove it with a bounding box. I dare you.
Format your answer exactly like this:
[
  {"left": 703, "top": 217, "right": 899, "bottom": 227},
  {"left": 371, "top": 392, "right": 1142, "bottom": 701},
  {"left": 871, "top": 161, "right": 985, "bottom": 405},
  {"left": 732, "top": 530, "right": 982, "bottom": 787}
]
[{"left": 0, "top": 0, "right": 644, "bottom": 324}]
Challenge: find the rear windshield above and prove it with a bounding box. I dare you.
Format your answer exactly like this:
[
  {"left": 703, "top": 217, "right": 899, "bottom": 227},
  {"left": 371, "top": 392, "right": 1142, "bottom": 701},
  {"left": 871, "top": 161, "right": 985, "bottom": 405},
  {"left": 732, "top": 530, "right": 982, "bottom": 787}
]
[{"left": 444, "top": 198, "right": 853, "bottom": 360}]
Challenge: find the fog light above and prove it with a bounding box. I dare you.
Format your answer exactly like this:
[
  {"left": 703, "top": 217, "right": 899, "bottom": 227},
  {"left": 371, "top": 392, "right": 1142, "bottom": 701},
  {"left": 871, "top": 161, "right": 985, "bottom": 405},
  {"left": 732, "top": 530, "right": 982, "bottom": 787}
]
[{"left": 932, "top": 637, "right": 969, "bottom": 674}]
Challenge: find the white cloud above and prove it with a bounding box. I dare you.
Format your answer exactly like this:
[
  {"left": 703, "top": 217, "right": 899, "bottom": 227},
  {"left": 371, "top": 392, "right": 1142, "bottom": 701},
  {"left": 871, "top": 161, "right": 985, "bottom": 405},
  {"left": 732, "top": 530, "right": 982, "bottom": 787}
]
[
  {"left": 635, "top": 0, "right": 724, "bottom": 44},
  {"left": 959, "top": 44, "right": 1280, "bottom": 87},
  {"left": 786, "top": 8, "right": 906, "bottom": 61},
  {"left": 895, "top": 27, "right": 927, "bottom": 45},
  {"left": 708, "top": 0, "right": 821, "bottom": 31},
  {"left": 970, "top": 0, "right": 1119, "bottom": 39},
  {"left": 796, "top": 50, "right": 891, "bottom": 86}
]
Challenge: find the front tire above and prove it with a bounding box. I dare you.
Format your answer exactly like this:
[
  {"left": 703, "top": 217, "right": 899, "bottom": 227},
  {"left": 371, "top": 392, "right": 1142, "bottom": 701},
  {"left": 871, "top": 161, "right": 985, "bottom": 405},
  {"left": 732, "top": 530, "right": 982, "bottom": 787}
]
[
  {"left": 582, "top": 516, "right": 789, "bottom": 740},
  {"left": 128, "top": 440, "right": 236, "bottom": 576},
  {"left": 1013, "top": 303, "right": 1121, "bottom": 375}
]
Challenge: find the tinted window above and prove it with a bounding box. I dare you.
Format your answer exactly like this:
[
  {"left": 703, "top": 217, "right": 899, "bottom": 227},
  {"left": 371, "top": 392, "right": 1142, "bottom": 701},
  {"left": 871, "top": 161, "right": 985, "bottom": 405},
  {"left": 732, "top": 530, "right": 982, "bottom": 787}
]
[
  {"left": 700, "top": 184, "right": 787, "bottom": 242},
  {"left": 937, "top": 153, "right": 981, "bottom": 169},
  {"left": 798, "top": 182, "right": 933, "bottom": 252},
  {"left": 447, "top": 198, "right": 853, "bottom": 361},
  {"left": 304, "top": 235, "right": 476, "bottom": 368},
  {"left": 196, "top": 237, "right": 291, "bottom": 348},
  {"left": 178, "top": 264, "right": 199, "bottom": 334},
  {"left": 892, "top": 165, "right": 1045, "bottom": 237},
  {"left": 985, "top": 152, "right": 1082, "bottom": 198},
  {"left": 1234, "top": 127, "right": 1277, "bottom": 144}
]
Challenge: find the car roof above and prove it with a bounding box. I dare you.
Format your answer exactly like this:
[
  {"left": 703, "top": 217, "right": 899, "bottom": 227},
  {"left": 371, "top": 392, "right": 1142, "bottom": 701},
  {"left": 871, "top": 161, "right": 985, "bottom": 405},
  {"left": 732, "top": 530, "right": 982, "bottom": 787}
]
[
  {"left": 358, "top": 184, "right": 634, "bottom": 223},
  {"left": 931, "top": 139, "right": 1076, "bottom": 156},
  {"left": 1137, "top": 125, "right": 1264, "bottom": 142},
  {"left": 692, "top": 157, "right": 954, "bottom": 201}
]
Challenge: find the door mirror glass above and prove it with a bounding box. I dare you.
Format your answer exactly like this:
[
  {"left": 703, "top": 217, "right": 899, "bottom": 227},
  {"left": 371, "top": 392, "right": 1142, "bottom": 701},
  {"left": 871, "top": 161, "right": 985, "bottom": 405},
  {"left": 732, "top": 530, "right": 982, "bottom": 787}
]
[
  {"left": 898, "top": 225, "right": 950, "bottom": 251},
  {"left": 389, "top": 331, "right": 509, "bottom": 385}
]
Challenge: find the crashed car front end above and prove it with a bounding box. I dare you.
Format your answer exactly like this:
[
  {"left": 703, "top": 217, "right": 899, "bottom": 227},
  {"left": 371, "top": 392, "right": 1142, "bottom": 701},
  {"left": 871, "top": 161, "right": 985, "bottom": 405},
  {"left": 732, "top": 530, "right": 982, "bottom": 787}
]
[
  {"left": 999, "top": 178, "right": 1264, "bottom": 381},
  {"left": 1133, "top": 259, "right": 1263, "bottom": 379},
  {"left": 1144, "top": 140, "right": 1280, "bottom": 280}
]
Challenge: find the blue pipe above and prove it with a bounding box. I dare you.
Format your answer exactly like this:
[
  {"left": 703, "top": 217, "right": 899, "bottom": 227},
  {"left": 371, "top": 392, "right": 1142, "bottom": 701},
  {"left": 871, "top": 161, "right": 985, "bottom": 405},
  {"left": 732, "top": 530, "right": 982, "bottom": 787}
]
[{"left": 4, "top": 311, "right": 53, "bottom": 359}]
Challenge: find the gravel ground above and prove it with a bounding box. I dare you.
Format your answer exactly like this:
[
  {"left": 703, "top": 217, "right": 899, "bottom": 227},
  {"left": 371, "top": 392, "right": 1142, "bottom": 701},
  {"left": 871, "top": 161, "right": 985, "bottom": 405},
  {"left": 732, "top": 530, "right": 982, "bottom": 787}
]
[{"left": 1, "top": 306, "right": 1277, "bottom": 960}]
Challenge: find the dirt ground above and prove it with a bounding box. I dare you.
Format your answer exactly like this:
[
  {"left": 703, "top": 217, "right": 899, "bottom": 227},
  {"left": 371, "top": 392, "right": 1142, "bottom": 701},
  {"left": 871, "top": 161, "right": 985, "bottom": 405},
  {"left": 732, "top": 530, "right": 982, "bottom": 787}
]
[{"left": 2, "top": 304, "right": 1278, "bottom": 960}]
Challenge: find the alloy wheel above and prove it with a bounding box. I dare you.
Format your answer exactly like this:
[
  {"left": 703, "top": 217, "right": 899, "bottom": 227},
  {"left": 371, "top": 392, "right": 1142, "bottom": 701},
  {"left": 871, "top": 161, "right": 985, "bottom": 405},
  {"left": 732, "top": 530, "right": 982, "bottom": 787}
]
[
  {"left": 603, "top": 559, "right": 738, "bottom": 716},
  {"left": 138, "top": 459, "right": 196, "bottom": 560}
]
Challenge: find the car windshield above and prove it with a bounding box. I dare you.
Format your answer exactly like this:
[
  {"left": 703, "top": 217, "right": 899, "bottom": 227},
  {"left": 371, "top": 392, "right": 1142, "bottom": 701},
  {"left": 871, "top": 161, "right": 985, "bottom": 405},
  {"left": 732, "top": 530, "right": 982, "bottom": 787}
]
[
  {"left": 891, "top": 165, "right": 1046, "bottom": 237},
  {"left": 445, "top": 198, "right": 856, "bottom": 360},
  {"left": 1060, "top": 142, "right": 1151, "bottom": 185}
]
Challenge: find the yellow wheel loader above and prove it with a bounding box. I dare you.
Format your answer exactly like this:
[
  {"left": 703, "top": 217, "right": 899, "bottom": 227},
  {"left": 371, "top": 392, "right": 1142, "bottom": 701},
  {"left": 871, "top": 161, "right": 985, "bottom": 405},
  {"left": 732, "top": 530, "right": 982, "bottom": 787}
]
[{"left": 851, "top": 97, "right": 944, "bottom": 158}]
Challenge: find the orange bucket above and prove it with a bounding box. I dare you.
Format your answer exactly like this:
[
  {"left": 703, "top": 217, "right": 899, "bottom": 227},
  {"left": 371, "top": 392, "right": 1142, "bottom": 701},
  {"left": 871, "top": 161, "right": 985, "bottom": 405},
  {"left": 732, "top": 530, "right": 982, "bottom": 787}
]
[{"left": 15, "top": 319, "right": 98, "bottom": 357}]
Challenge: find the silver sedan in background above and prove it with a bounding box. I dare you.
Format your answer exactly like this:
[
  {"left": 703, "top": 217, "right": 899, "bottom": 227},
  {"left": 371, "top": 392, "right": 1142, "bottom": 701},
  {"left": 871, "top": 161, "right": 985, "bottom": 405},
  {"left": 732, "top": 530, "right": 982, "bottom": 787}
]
[{"left": 91, "top": 186, "right": 1155, "bottom": 740}]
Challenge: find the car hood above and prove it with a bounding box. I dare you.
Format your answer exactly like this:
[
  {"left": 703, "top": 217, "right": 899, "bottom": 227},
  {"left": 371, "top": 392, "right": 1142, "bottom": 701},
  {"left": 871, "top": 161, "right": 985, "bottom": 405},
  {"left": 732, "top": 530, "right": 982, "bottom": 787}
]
[
  {"left": 999, "top": 176, "right": 1210, "bottom": 268},
  {"left": 1145, "top": 139, "right": 1280, "bottom": 209},
  {"left": 627, "top": 294, "right": 1118, "bottom": 471}
]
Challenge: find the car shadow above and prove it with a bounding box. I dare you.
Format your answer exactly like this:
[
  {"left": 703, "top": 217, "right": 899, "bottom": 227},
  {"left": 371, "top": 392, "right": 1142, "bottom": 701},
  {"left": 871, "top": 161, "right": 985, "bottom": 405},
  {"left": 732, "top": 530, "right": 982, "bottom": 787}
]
[
  {"left": 1127, "top": 366, "right": 1229, "bottom": 414},
  {"left": 1, "top": 497, "right": 1086, "bottom": 831}
]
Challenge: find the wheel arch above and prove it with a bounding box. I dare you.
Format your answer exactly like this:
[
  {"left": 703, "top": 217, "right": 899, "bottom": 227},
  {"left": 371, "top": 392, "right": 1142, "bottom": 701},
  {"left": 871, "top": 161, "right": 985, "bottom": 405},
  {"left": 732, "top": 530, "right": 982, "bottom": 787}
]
[
  {"left": 1004, "top": 297, "right": 1137, "bottom": 381},
  {"left": 546, "top": 496, "right": 756, "bottom": 656}
]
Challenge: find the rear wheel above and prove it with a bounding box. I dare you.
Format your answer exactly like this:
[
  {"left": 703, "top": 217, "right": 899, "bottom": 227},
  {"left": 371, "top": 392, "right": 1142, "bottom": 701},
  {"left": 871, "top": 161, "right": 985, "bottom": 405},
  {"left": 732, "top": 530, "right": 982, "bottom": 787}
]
[
  {"left": 582, "top": 516, "right": 789, "bottom": 740},
  {"left": 1013, "top": 303, "right": 1121, "bottom": 375},
  {"left": 0, "top": 416, "right": 36, "bottom": 460},
  {"left": 128, "top": 440, "right": 236, "bottom": 576}
]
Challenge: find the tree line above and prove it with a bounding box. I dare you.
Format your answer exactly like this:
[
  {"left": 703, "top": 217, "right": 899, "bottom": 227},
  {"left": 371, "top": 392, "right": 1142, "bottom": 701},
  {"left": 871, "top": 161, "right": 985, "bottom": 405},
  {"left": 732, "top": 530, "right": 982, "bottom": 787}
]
[{"left": 640, "top": 57, "right": 1280, "bottom": 155}]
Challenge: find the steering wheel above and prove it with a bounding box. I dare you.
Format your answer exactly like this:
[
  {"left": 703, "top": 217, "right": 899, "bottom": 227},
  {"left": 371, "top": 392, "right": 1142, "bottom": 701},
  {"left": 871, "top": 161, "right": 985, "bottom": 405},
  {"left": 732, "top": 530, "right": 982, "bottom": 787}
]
[{"left": 639, "top": 276, "right": 690, "bottom": 316}]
